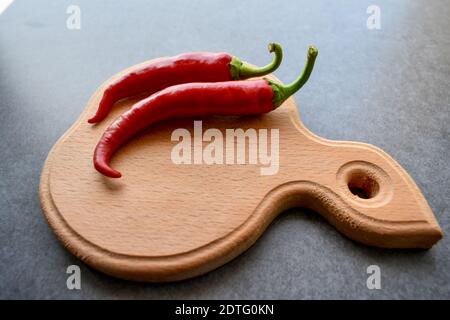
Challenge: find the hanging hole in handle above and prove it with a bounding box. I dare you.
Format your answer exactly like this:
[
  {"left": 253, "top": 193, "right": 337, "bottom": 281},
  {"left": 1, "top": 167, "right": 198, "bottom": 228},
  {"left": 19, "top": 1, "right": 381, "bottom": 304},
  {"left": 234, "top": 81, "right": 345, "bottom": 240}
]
[
  {"left": 347, "top": 171, "right": 380, "bottom": 199},
  {"left": 337, "top": 161, "right": 393, "bottom": 207}
]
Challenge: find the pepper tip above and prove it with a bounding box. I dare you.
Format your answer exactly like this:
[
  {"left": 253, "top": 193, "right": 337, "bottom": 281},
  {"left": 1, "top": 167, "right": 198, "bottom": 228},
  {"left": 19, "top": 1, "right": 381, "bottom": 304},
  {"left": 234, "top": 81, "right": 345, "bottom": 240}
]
[
  {"left": 108, "top": 171, "right": 122, "bottom": 179},
  {"left": 94, "top": 160, "right": 122, "bottom": 178},
  {"left": 87, "top": 116, "right": 99, "bottom": 124}
]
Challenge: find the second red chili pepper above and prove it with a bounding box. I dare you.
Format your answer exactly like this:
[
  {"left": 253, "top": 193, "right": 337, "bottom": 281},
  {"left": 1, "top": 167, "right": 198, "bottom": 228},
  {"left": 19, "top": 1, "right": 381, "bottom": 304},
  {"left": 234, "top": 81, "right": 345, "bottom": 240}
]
[
  {"left": 94, "top": 46, "right": 318, "bottom": 178},
  {"left": 88, "top": 43, "right": 283, "bottom": 123}
]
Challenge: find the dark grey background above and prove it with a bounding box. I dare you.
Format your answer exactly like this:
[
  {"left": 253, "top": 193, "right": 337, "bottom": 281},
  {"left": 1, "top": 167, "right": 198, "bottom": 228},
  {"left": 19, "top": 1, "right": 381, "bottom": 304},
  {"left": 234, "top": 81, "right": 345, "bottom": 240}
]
[{"left": 0, "top": 0, "right": 449, "bottom": 299}]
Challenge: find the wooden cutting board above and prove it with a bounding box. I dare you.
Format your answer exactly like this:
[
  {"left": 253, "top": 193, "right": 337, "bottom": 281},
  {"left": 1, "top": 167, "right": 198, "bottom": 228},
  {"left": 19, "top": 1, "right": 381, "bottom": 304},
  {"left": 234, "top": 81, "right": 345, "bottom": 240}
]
[{"left": 39, "top": 60, "right": 443, "bottom": 282}]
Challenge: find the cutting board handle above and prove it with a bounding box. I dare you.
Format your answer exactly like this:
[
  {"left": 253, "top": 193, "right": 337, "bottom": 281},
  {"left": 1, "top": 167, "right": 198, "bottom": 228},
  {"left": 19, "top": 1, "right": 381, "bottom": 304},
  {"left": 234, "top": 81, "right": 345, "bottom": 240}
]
[{"left": 262, "top": 110, "right": 443, "bottom": 248}]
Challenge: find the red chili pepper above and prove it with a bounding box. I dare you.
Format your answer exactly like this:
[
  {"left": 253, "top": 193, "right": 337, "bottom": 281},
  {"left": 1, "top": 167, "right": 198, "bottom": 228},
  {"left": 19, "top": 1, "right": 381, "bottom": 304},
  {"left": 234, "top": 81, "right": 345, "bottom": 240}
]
[
  {"left": 94, "top": 46, "right": 318, "bottom": 178},
  {"left": 88, "top": 44, "right": 283, "bottom": 123}
]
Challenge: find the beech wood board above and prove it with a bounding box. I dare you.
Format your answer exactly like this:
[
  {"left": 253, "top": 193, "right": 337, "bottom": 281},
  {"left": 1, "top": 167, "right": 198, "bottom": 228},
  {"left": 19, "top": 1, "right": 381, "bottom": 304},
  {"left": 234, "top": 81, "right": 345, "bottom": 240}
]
[{"left": 39, "top": 60, "right": 443, "bottom": 282}]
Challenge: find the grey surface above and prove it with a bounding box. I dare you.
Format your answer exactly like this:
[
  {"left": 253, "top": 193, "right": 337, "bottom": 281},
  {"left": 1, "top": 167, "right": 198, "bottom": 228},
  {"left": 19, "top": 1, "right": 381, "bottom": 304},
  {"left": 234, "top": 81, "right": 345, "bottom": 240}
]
[{"left": 0, "top": 0, "right": 449, "bottom": 299}]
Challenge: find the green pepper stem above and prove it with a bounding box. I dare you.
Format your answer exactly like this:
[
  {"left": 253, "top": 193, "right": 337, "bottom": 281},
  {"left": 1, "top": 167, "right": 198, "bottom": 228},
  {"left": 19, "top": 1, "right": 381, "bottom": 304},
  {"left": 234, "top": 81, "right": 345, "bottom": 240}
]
[
  {"left": 269, "top": 45, "right": 318, "bottom": 107},
  {"left": 230, "top": 43, "right": 283, "bottom": 80}
]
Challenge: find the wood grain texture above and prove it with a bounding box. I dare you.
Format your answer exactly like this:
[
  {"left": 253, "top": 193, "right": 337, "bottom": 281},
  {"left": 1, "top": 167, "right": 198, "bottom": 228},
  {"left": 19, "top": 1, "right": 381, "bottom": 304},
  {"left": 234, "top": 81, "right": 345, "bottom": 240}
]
[{"left": 39, "top": 60, "right": 443, "bottom": 282}]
